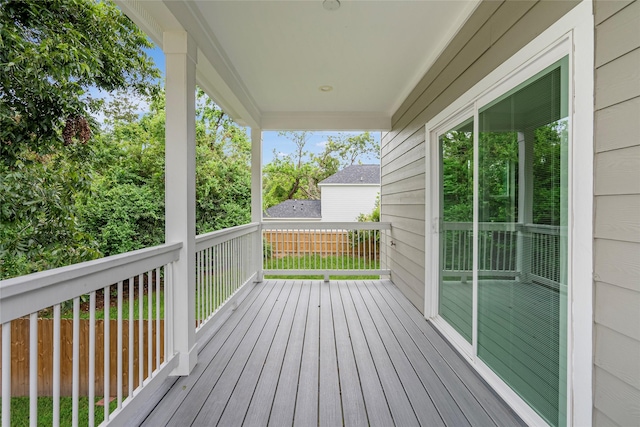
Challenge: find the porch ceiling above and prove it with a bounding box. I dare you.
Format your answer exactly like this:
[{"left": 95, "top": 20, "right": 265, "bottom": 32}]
[{"left": 117, "top": 0, "right": 479, "bottom": 130}]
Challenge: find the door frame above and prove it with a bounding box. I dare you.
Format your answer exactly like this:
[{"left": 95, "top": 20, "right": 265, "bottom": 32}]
[{"left": 424, "top": 2, "right": 593, "bottom": 425}]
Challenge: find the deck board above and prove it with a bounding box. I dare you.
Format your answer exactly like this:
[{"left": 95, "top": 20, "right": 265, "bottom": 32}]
[
  {"left": 140, "top": 280, "right": 526, "bottom": 427},
  {"left": 193, "top": 281, "right": 293, "bottom": 425},
  {"left": 330, "top": 282, "right": 368, "bottom": 427},
  {"left": 352, "top": 281, "right": 445, "bottom": 427},
  {"left": 218, "top": 281, "right": 303, "bottom": 426},
  {"left": 164, "top": 281, "right": 287, "bottom": 426},
  {"left": 140, "top": 280, "right": 275, "bottom": 426},
  {"left": 319, "top": 282, "right": 343, "bottom": 426},
  {"left": 242, "top": 281, "right": 306, "bottom": 427},
  {"left": 345, "top": 281, "right": 421, "bottom": 427},
  {"left": 293, "top": 281, "right": 320, "bottom": 426},
  {"left": 366, "top": 280, "right": 496, "bottom": 426},
  {"left": 361, "top": 280, "right": 472, "bottom": 427},
  {"left": 373, "top": 280, "right": 525, "bottom": 427},
  {"left": 336, "top": 282, "right": 395, "bottom": 427},
  {"left": 266, "top": 281, "right": 311, "bottom": 426}
]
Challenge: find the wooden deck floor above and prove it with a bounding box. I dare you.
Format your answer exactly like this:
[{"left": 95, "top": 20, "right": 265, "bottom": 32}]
[{"left": 135, "top": 280, "right": 525, "bottom": 426}]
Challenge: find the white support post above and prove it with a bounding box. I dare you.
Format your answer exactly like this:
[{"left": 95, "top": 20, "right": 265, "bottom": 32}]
[
  {"left": 164, "top": 31, "right": 198, "bottom": 376},
  {"left": 251, "top": 127, "right": 264, "bottom": 282},
  {"left": 516, "top": 131, "right": 533, "bottom": 282}
]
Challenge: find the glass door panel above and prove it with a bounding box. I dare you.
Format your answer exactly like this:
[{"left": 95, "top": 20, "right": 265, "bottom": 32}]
[
  {"left": 439, "top": 119, "right": 474, "bottom": 343},
  {"left": 477, "top": 59, "right": 568, "bottom": 427}
]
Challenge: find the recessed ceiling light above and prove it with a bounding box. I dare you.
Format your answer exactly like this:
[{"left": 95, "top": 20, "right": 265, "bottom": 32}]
[
  {"left": 323, "top": 0, "right": 340, "bottom": 11},
  {"left": 319, "top": 85, "right": 333, "bottom": 92}
]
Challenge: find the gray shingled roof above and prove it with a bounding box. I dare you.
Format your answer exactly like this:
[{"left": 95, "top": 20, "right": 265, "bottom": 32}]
[
  {"left": 319, "top": 164, "right": 380, "bottom": 185},
  {"left": 264, "top": 199, "right": 322, "bottom": 218}
]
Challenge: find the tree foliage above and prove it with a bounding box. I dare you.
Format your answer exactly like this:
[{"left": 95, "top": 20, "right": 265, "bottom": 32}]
[
  {"left": 194, "top": 90, "right": 251, "bottom": 233},
  {"left": 442, "top": 122, "right": 565, "bottom": 226},
  {"left": 79, "top": 90, "right": 251, "bottom": 257},
  {"left": 0, "top": 143, "right": 101, "bottom": 277},
  {"left": 263, "top": 131, "right": 318, "bottom": 208},
  {"left": 441, "top": 128, "right": 473, "bottom": 222},
  {"left": 0, "top": 0, "right": 160, "bottom": 161},
  {"left": 0, "top": 0, "right": 252, "bottom": 279},
  {"left": 352, "top": 194, "right": 380, "bottom": 246}
]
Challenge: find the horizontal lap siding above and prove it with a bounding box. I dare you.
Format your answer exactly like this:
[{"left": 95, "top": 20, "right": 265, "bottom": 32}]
[
  {"left": 381, "top": 0, "right": 579, "bottom": 313},
  {"left": 594, "top": 1, "right": 640, "bottom": 425}
]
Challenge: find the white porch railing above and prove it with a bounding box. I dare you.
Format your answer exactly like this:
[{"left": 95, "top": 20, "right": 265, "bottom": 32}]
[
  {"left": 0, "top": 243, "right": 181, "bottom": 427},
  {"left": 526, "top": 223, "right": 561, "bottom": 288},
  {"left": 441, "top": 222, "right": 561, "bottom": 288},
  {"left": 262, "top": 222, "right": 391, "bottom": 280},
  {"left": 194, "top": 222, "right": 260, "bottom": 336},
  {"left": 0, "top": 221, "right": 392, "bottom": 426}
]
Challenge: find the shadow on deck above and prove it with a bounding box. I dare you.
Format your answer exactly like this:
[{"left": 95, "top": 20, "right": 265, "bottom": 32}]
[{"left": 131, "top": 280, "right": 524, "bottom": 426}]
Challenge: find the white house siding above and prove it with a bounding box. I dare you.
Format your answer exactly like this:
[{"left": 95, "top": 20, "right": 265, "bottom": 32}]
[
  {"left": 319, "top": 185, "right": 380, "bottom": 222},
  {"left": 382, "top": 0, "right": 580, "bottom": 312},
  {"left": 593, "top": 1, "right": 640, "bottom": 425}
]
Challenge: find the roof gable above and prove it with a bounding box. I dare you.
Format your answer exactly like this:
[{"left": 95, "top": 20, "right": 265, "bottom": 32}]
[
  {"left": 264, "top": 199, "right": 322, "bottom": 218},
  {"left": 319, "top": 164, "right": 380, "bottom": 185}
]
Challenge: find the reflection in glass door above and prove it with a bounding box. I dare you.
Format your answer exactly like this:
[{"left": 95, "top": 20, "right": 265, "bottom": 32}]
[
  {"left": 435, "top": 58, "right": 569, "bottom": 427},
  {"left": 477, "top": 59, "right": 568, "bottom": 427},
  {"left": 439, "top": 119, "right": 474, "bottom": 343}
]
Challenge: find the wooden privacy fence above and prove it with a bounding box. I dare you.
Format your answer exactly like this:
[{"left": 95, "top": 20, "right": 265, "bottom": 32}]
[
  {"left": 263, "top": 230, "right": 379, "bottom": 258},
  {"left": 0, "top": 318, "right": 164, "bottom": 397}
]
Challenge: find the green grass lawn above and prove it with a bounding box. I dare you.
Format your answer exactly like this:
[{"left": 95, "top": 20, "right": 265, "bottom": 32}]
[
  {"left": 35, "top": 291, "right": 166, "bottom": 321},
  {"left": 264, "top": 254, "right": 381, "bottom": 280},
  {"left": 1, "top": 396, "right": 118, "bottom": 427}
]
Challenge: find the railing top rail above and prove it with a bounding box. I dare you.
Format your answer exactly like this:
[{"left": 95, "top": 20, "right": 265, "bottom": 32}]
[
  {"left": 195, "top": 222, "right": 260, "bottom": 252},
  {"left": 0, "top": 242, "right": 182, "bottom": 323},
  {"left": 261, "top": 221, "right": 391, "bottom": 231},
  {"left": 522, "top": 223, "right": 562, "bottom": 235},
  {"left": 442, "top": 221, "right": 561, "bottom": 234}
]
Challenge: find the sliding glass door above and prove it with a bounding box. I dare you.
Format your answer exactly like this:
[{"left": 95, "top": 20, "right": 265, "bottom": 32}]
[
  {"left": 436, "top": 57, "right": 568, "bottom": 427},
  {"left": 438, "top": 119, "right": 474, "bottom": 344}
]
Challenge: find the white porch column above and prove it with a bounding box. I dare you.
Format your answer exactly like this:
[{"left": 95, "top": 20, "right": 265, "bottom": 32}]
[
  {"left": 164, "top": 31, "right": 197, "bottom": 375},
  {"left": 516, "top": 131, "right": 534, "bottom": 283},
  {"left": 251, "top": 127, "right": 264, "bottom": 282}
]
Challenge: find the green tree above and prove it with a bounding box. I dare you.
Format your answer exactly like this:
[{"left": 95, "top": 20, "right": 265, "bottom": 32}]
[
  {"left": 78, "top": 95, "right": 166, "bottom": 256},
  {"left": 441, "top": 128, "right": 474, "bottom": 222},
  {"left": 0, "top": 0, "right": 159, "bottom": 278},
  {"left": 532, "top": 121, "right": 566, "bottom": 225},
  {"left": 323, "top": 132, "right": 379, "bottom": 168},
  {"left": 0, "top": 143, "right": 101, "bottom": 278},
  {"left": 352, "top": 194, "right": 381, "bottom": 246},
  {"left": 194, "top": 89, "right": 251, "bottom": 233},
  {"left": 262, "top": 131, "right": 318, "bottom": 208},
  {"left": 0, "top": 0, "right": 160, "bottom": 162},
  {"left": 262, "top": 131, "right": 379, "bottom": 209},
  {"left": 79, "top": 89, "right": 251, "bottom": 256},
  {"left": 441, "top": 122, "right": 566, "bottom": 225}
]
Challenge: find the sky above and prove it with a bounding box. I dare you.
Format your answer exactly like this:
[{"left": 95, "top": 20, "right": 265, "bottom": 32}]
[
  {"left": 101, "top": 45, "right": 381, "bottom": 166},
  {"left": 262, "top": 131, "right": 381, "bottom": 165}
]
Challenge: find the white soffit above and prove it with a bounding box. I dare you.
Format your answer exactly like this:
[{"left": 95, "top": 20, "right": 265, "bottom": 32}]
[{"left": 121, "top": 0, "right": 479, "bottom": 130}]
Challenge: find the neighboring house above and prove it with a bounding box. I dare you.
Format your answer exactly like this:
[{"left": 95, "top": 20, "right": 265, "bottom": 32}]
[
  {"left": 263, "top": 199, "right": 321, "bottom": 221},
  {"left": 263, "top": 165, "right": 380, "bottom": 222},
  {"left": 318, "top": 164, "right": 380, "bottom": 222},
  {"left": 3, "top": 2, "right": 637, "bottom": 426}
]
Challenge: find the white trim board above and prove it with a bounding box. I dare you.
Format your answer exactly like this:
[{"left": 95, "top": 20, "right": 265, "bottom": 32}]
[{"left": 423, "top": 2, "right": 594, "bottom": 426}]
